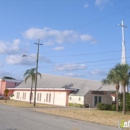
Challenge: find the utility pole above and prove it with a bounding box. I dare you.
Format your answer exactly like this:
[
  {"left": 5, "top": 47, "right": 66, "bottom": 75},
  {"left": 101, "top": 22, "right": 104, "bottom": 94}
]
[
  {"left": 34, "top": 39, "right": 43, "bottom": 106},
  {"left": 118, "top": 20, "right": 127, "bottom": 65}
]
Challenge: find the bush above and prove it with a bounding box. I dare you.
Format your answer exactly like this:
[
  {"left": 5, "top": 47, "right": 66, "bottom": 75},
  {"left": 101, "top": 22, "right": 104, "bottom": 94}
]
[
  {"left": 68, "top": 103, "right": 84, "bottom": 108},
  {"left": 68, "top": 103, "right": 74, "bottom": 107},
  {"left": 119, "top": 93, "right": 130, "bottom": 111},
  {"left": 111, "top": 104, "right": 116, "bottom": 111},
  {"left": 97, "top": 103, "right": 116, "bottom": 111},
  {"left": 10, "top": 94, "right": 14, "bottom": 97}
]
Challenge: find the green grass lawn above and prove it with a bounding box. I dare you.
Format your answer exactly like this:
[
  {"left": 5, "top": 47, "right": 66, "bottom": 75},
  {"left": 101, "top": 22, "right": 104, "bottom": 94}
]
[
  {"left": 34, "top": 108, "right": 130, "bottom": 127},
  {"left": 0, "top": 99, "right": 58, "bottom": 108},
  {"left": 0, "top": 99, "right": 129, "bottom": 127}
]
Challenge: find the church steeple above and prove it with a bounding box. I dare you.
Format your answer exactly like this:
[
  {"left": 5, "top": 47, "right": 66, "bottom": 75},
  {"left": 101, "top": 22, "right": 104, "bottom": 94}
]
[{"left": 118, "top": 20, "right": 127, "bottom": 65}]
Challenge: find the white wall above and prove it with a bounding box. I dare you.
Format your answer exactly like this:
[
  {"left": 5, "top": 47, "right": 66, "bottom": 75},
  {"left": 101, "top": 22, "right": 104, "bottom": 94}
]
[
  {"left": 68, "top": 95, "right": 84, "bottom": 105},
  {"left": 54, "top": 92, "right": 67, "bottom": 106},
  {"left": 12, "top": 90, "right": 67, "bottom": 106}
]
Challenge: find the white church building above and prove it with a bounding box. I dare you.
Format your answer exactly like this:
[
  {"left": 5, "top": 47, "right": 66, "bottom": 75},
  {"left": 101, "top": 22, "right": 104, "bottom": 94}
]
[{"left": 7, "top": 74, "right": 115, "bottom": 107}]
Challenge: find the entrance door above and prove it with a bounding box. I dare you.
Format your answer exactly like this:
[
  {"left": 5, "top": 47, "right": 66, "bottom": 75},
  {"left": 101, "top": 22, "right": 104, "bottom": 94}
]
[{"left": 94, "top": 96, "right": 102, "bottom": 107}]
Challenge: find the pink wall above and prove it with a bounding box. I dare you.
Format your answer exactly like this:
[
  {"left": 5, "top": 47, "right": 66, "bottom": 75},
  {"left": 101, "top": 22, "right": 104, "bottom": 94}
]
[
  {"left": 0, "top": 79, "right": 20, "bottom": 96},
  {"left": 0, "top": 80, "right": 6, "bottom": 95},
  {"left": 66, "top": 91, "right": 71, "bottom": 105}
]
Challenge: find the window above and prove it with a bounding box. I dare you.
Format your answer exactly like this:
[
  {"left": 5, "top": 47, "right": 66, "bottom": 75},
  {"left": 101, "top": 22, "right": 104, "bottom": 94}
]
[
  {"left": 16, "top": 92, "right": 18, "bottom": 99},
  {"left": 46, "top": 93, "right": 48, "bottom": 102},
  {"left": 22, "top": 93, "right": 24, "bottom": 99},
  {"left": 94, "top": 96, "right": 102, "bottom": 106},
  {"left": 37, "top": 93, "right": 42, "bottom": 101},
  {"left": 31, "top": 93, "right": 33, "bottom": 100},
  {"left": 49, "top": 93, "right": 51, "bottom": 102},
  {"left": 17, "top": 92, "right": 20, "bottom": 99},
  {"left": 22, "top": 92, "right": 26, "bottom": 100},
  {"left": 79, "top": 97, "right": 81, "bottom": 101},
  {"left": 37, "top": 93, "right": 39, "bottom": 101},
  {"left": 24, "top": 93, "right": 26, "bottom": 100},
  {"left": 69, "top": 97, "right": 72, "bottom": 100},
  {"left": 39, "top": 93, "right": 42, "bottom": 101}
]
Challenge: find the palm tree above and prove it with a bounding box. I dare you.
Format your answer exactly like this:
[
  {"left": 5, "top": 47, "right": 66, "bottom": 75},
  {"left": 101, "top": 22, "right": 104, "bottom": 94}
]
[
  {"left": 23, "top": 68, "right": 42, "bottom": 104},
  {"left": 114, "top": 64, "right": 130, "bottom": 114},
  {"left": 102, "top": 64, "right": 130, "bottom": 114},
  {"left": 102, "top": 69, "right": 120, "bottom": 112}
]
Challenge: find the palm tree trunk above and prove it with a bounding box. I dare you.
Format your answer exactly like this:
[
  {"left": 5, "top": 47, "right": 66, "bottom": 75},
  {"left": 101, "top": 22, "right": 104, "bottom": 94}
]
[
  {"left": 30, "top": 81, "right": 33, "bottom": 104},
  {"left": 116, "top": 90, "right": 119, "bottom": 112},
  {"left": 123, "top": 86, "right": 126, "bottom": 114}
]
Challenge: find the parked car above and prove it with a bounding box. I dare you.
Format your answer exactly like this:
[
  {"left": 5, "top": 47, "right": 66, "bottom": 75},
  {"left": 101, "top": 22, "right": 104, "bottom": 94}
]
[{"left": 0, "top": 95, "right": 4, "bottom": 99}]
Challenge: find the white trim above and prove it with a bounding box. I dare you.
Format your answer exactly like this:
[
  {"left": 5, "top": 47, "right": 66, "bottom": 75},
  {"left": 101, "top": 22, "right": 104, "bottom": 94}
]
[{"left": 8, "top": 87, "right": 78, "bottom": 91}]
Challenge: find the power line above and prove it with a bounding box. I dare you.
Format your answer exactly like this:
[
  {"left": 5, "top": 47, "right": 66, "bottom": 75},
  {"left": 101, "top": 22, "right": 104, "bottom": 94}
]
[
  {"left": 45, "top": 48, "right": 130, "bottom": 58},
  {"left": 37, "top": 56, "right": 130, "bottom": 68}
]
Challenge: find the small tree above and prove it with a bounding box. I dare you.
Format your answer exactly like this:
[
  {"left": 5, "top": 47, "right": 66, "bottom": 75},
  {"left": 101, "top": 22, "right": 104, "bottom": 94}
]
[
  {"left": 24, "top": 68, "right": 42, "bottom": 104},
  {"left": 102, "top": 63, "right": 130, "bottom": 114},
  {"left": 4, "top": 89, "right": 9, "bottom": 103},
  {"left": 102, "top": 69, "right": 120, "bottom": 112},
  {"left": 2, "top": 76, "right": 15, "bottom": 80}
]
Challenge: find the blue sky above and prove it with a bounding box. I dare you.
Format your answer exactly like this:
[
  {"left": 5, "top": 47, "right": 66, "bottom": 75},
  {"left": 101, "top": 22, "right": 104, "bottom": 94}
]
[{"left": 0, "top": 0, "right": 130, "bottom": 81}]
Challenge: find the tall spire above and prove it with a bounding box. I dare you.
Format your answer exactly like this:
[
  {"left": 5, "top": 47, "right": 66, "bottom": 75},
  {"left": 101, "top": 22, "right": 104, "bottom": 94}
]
[
  {"left": 118, "top": 21, "right": 129, "bottom": 93},
  {"left": 118, "top": 20, "right": 127, "bottom": 64}
]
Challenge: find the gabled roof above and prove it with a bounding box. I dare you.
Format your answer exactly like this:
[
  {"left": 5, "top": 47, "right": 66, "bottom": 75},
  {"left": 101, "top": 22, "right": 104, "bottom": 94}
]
[
  {"left": 0, "top": 79, "right": 22, "bottom": 83},
  {"left": 15, "top": 73, "right": 115, "bottom": 96}
]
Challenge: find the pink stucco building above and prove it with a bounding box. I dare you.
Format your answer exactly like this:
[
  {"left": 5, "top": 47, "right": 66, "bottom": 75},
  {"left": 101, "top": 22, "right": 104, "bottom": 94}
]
[{"left": 0, "top": 79, "right": 22, "bottom": 96}]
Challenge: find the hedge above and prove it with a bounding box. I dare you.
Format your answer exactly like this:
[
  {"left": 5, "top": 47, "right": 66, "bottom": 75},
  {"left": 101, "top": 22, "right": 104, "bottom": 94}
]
[{"left": 97, "top": 103, "right": 116, "bottom": 111}]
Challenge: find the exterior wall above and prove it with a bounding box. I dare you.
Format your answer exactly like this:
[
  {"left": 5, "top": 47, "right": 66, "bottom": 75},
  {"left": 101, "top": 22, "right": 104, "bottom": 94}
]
[
  {"left": 91, "top": 91, "right": 112, "bottom": 108},
  {"left": 0, "top": 79, "right": 21, "bottom": 95},
  {"left": 53, "top": 91, "right": 67, "bottom": 106},
  {"left": 0, "top": 80, "right": 6, "bottom": 95},
  {"left": 68, "top": 95, "right": 84, "bottom": 105},
  {"left": 84, "top": 91, "right": 92, "bottom": 107},
  {"left": 6, "top": 82, "right": 20, "bottom": 88},
  {"left": 12, "top": 90, "right": 70, "bottom": 106},
  {"left": 0, "top": 79, "right": 2, "bottom": 94}
]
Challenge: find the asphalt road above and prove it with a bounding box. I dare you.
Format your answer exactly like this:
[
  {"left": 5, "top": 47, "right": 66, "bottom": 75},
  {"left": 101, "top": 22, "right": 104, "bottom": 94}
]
[{"left": 0, "top": 104, "right": 119, "bottom": 130}]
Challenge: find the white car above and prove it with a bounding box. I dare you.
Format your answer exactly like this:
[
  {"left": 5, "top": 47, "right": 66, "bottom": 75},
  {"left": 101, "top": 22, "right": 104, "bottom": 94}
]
[{"left": 0, "top": 95, "right": 4, "bottom": 99}]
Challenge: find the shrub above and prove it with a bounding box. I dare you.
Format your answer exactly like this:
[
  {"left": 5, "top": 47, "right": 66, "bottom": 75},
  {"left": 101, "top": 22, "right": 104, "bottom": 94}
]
[
  {"left": 97, "top": 103, "right": 116, "bottom": 111},
  {"left": 68, "top": 103, "right": 74, "bottom": 107},
  {"left": 68, "top": 103, "right": 83, "bottom": 108},
  {"left": 118, "top": 93, "right": 130, "bottom": 111},
  {"left": 10, "top": 94, "right": 14, "bottom": 97},
  {"left": 111, "top": 104, "right": 116, "bottom": 111}
]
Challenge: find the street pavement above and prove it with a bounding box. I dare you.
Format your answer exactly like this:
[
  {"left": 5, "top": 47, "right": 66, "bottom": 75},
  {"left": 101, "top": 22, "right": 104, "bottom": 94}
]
[{"left": 0, "top": 104, "right": 119, "bottom": 130}]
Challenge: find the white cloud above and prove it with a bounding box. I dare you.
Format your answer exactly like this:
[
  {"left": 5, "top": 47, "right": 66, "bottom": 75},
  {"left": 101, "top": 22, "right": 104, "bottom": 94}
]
[
  {"left": 54, "top": 63, "right": 87, "bottom": 71},
  {"left": 6, "top": 54, "right": 51, "bottom": 65},
  {"left": 6, "top": 55, "right": 34, "bottom": 65},
  {"left": 90, "top": 69, "right": 107, "bottom": 76},
  {"left": 0, "top": 62, "right": 3, "bottom": 68},
  {"left": 0, "top": 39, "right": 22, "bottom": 54},
  {"left": 23, "top": 27, "right": 97, "bottom": 44},
  {"left": 84, "top": 3, "right": 89, "bottom": 8},
  {"left": 53, "top": 46, "right": 64, "bottom": 51},
  {"left": 95, "top": 0, "right": 109, "bottom": 10},
  {"left": 64, "top": 72, "right": 84, "bottom": 77},
  {"left": 80, "top": 35, "right": 97, "bottom": 44}
]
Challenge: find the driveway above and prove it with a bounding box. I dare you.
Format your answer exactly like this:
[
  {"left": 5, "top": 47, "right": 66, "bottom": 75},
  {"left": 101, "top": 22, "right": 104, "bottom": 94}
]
[{"left": 0, "top": 104, "right": 118, "bottom": 130}]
